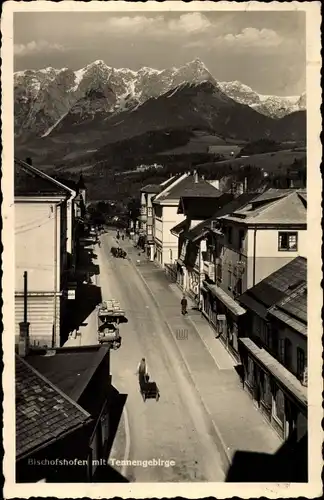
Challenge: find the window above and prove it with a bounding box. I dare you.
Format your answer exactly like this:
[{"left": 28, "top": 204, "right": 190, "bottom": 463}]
[
  {"left": 147, "top": 207, "right": 152, "bottom": 216},
  {"left": 297, "top": 347, "right": 306, "bottom": 380},
  {"left": 284, "top": 338, "right": 292, "bottom": 370},
  {"left": 278, "top": 232, "right": 298, "bottom": 251},
  {"left": 228, "top": 270, "right": 232, "bottom": 290},
  {"left": 227, "top": 226, "right": 233, "bottom": 244},
  {"left": 216, "top": 261, "right": 223, "bottom": 283},
  {"left": 235, "top": 277, "right": 242, "bottom": 296},
  {"left": 278, "top": 338, "right": 285, "bottom": 363},
  {"left": 147, "top": 225, "right": 152, "bottom": 235},
  {"left": 238, "top": 229, "right": 245, "bottom": 251},
  {"left": 262, "top": 373, "right": 272, "bottom": 408},
  {"left": 273, "top": 386, "right": 285, "bottom": 424}
]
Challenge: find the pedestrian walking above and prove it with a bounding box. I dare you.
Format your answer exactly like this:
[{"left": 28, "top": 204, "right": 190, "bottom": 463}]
[
  {"left": 136, "top": 357, "right": 149, "bottom": 378},
  {"left": 181, "top": 295, "right": 188, "bottom": 315}
]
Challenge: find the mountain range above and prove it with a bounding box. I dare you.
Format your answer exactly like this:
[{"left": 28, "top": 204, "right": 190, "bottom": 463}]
[{"left": 14, "top": 58, "right": 306, "bottom": 141}]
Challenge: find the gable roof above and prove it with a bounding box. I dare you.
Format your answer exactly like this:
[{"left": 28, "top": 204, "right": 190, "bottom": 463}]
[
  {"left": 220, "top": 189, "right": 307, "bottom": 225},
  {"left": 15, "top": 158, "right": 75, "bottom": 198},
  {"left": 16, "top": 354, "right": 92, "bottom": 460},
  {"left": 238, "top": 257, "right": 307, "bottom": 335},
  {"left": 26, "top": 345, "right": 109, "bottom": 403},
  {"left": 154, "top": 173, "right": 222, "bottom": 204}
]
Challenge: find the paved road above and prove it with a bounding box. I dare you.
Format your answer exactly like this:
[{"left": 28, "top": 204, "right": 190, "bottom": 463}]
[{"left": 98, "top": 232, "right": 226, "bottom": 482}]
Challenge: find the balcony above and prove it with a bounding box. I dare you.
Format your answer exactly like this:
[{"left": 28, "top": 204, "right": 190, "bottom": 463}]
[{"left": 203, "top": 261, "right": 215, "bottom": 281}]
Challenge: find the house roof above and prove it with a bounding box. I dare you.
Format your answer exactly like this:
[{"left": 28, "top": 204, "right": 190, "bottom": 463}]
[
  {"left": 183, "top": 193, "right": 255, "bottom": 242},
  {"left": 238, "top": 257, "right": 307, "bottom": 334},
  {"left": 153, "top": 173, "right": 221, "bottom": 204},
  {"left": 268, "top": 284, "right": 307, "bottom": 336},
  {"left": 220, "top": 189, "right": 307, "bottom": 225},
  {"left": 15, "top": 158, "right": 75, "bottom": 198},
  {"left": 171, "top": 219, "right": 188, "bottom": 235},
  {"left": 26, "top": 345, "right": 109, "bottom": 403},
  {"left": 16, "top": 354, "right": 92, "bottom": 460},
  {"left": 140, "top": 184, "right": 162, "bottom": 194},
  {"left": 178, "top": 193, "right": 227, "bottom": 217}
]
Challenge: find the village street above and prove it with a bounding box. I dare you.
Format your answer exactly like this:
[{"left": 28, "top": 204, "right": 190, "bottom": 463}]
[
  {"left": 65, "top": 229, "right": 281, "bottom": 482},
  {"left": 97, "top": 231, "right": 227, "bottom": 482},
  {"left": 99, "top": 230, "right": 281, "bottom": 482}
]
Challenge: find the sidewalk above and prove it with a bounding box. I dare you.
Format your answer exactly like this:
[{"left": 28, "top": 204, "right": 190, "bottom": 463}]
[
  {"left": 121, "top": 240, "right": 282, "bottom": 460},
  {"left": 63, "top": 241, "right": 101, "bottom": 348}
]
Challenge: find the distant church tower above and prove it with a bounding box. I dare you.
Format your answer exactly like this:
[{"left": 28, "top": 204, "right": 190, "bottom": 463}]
[{"left": 77, "top": 173, "right": 86, "bottom": 205}]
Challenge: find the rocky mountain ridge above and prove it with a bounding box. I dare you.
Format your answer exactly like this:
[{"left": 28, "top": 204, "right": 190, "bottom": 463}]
[{"left": 14, "top": 59, "right": 306, "bottom": 139}]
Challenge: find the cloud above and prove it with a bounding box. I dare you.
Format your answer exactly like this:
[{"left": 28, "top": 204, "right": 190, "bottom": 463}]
[
  {"left": 220, "top": 27, "right": 283, "bottom": 48},
  {"left": 167, "top": 13, "right": 212, "bottom": 34},
  {"left": 85, "top": 12, "right": 212, "bottom": 38},
  {"left": 184, "top": 27, "right": 285, "bottom": 52},
  {"left": 14, "top": 40, "right": 65, "bottom": 57}
]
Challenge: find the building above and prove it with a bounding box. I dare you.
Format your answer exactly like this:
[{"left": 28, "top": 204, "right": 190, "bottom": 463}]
[
  {"left": 169, "top": 191, "right": 234, "bottom": 303},
  {"left": 14, "top": 158, "right": 78, "bottom": 348},
  {"left": 152, "top": 171, "right": 222, "bottom": 267},
  {"left": 237, "top": 257, "right": 307, "bottom": 442},
  {"left": 137, "top": 177, "right": 177, "bottom": 259},
  {"left": 200, "top": 189, "right": 307, "bottom": 358},
  {"left": 16, "top": 328, "right": 113, "bottom": 482}
]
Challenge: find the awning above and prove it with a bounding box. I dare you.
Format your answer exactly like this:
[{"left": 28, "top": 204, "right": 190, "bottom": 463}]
[
  {"left": 239, "top": 337, "right": 307, "bottom": 409},
  {"left": 205, "top": 283, "right": 246, "bottom": 316}
]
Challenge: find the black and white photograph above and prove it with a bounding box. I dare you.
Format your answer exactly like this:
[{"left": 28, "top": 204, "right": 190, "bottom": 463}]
[{"left": 2, "top": 1, "right": 322, "bottom": 498}]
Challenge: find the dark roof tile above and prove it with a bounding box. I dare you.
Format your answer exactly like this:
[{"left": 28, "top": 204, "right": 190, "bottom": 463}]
[
  {"left": 15, "top": 158, "right": 71, "bottom": 197},
  {"left": 16, "top": 355, "right": 92, "bottom": 460},
  {"left": 238, "top": 257, "right": 307, "bottom": 331}
]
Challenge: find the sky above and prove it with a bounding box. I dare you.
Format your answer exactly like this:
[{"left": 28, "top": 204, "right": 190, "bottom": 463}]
[{"left": 14, "top": 10, "right": 306, "bottom": 96}]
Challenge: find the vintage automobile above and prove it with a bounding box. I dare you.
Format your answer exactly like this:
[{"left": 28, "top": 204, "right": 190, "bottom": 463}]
[{"left": 96, "top": 300, "right": 127, "bottom": 349}]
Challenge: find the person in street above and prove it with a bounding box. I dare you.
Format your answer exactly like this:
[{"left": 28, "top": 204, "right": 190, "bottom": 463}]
[
  {"left": 136, "top": 357, "right": 149, "bottom": 380},
  {"left": 181, "top": 295, "right": 188, "bottom": 315},
  {"left": 122, "top": 234, "right": 125, "bottom": 241}
]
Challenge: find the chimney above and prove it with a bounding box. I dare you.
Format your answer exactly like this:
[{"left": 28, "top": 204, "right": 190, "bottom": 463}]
[
  {"left": 194, "top": 170, "right": 198, "bottom": 183},
  {"left": 18, "top": 321, "right": 30, "bottom": 357}
]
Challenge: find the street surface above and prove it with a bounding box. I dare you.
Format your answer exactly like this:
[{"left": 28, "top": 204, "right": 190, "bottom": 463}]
[
  {"left": 98, "top": 231, "right": 227, "bottom": 482},
  {"left": 65, "top": 228, "right": 281, "bottom": 482}
]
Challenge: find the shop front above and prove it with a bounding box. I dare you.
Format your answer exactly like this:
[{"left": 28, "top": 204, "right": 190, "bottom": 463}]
[
  {"left": 238, "top": 337, "right": 307, "bottom": 441},
  {"left": 202, "top": 281, "right": 246, "bottom": 358}
]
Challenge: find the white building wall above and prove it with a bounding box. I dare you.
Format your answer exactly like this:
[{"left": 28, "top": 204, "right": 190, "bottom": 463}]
[
  {"left": 15, "top": 201, "right": 61, "bottom": 293},
  {"left": 162, "top": 205, "right": 185, "bottom": 265},
  {"left": 247, "top": 227, "right": 307, "bottom": 288}
]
